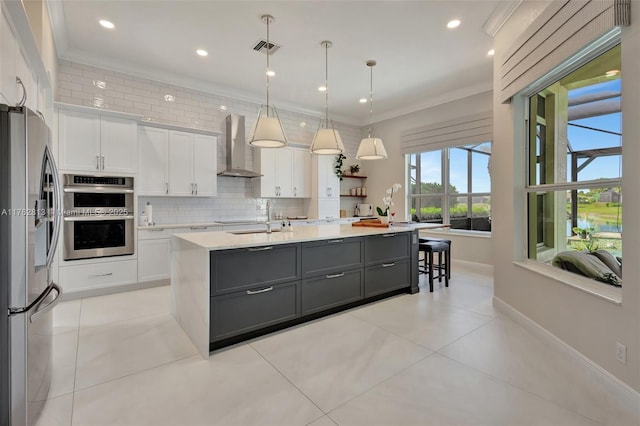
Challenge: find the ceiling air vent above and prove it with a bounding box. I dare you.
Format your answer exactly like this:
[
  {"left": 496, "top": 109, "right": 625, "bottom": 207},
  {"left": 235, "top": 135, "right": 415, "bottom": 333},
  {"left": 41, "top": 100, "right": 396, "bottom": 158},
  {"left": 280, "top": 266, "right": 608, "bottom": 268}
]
[{"left": 252, "top": 39, "right": 281, "bottom": 55}]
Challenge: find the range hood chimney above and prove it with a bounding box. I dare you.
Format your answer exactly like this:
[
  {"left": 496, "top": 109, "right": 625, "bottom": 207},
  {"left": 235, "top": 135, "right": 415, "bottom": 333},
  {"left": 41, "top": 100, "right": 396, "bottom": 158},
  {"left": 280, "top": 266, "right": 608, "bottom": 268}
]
[{"left": 217, "top": 114, "right": 262, "bottom": 178}]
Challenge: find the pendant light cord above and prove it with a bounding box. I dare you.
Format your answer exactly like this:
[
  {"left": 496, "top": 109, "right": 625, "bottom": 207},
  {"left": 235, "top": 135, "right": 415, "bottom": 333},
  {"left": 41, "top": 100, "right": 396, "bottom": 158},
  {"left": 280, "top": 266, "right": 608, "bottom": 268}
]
[
  {"left": 324, "top": 41, "right": 329, "bottom": 127},
  {"left": 265, "top": 16, "right": 270, "bottom": 116},
  {"left": 368, "top": 64, "right": 374, "bottom": 137}
]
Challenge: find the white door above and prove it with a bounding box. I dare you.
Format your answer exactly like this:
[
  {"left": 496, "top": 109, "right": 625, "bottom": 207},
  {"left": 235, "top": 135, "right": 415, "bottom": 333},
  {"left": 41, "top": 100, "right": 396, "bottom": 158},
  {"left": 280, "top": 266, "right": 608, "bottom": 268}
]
[
  {"left": 317, "top": 198, "right": 340, "bottom": 219},
  {"left": 293, "top": 148, "right": 311, "bottom": 198},
  {"left": 276, "top": 147, "right": 294, "bottom": 197},
  {"left": 0, "top": 9, "right": 17, "bottom": 105},
  {"left": 101, "top": 116, "right": 137, "bottom": 173},
  {"left": 137, "top": 239, "right": 170, "bottom": 282},
  {"left": 257, "top": 148, "right": 277, "bottom": 197},
  {"left": 58, "top": 109, "right": 101, "bottom": 171},
  {"left": 138, "top": 127, "right": 169, "bottom": 195},
  {"left": 168, "top": 130, "right": 194, "bottom": 196},
  {"left": 192, "top": 134, "right": 217, "bottom": 197}
]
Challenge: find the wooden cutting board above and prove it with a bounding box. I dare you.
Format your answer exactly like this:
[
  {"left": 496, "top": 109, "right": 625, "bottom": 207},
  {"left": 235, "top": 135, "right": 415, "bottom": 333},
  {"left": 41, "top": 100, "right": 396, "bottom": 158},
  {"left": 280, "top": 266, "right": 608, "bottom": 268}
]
[{"left": 352, "top": 221, "right": 390, "bottom": 228}]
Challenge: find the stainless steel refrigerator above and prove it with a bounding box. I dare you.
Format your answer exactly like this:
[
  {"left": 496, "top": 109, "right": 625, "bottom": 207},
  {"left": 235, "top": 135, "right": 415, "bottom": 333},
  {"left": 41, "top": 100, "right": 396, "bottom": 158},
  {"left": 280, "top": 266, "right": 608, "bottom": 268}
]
[{"left": 1, "top": 105, "right": 62, "bottom": 426}]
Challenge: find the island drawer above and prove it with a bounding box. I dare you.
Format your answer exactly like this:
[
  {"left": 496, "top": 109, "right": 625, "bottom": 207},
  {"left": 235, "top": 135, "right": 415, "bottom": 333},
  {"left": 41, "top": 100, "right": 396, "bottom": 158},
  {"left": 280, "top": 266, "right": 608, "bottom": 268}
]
[
  {"left": 210, "top": 280, "right": 300, "bottom": 341},
  {"left": 210, "top": 243, "right": 300, "bottom": 295},
  {"left": 301, "top": 269, "right": 363, "bottom": 315},
  {"left": 301, "top": 237, "right": 363, "bottom": 278},
  {"left": 365, "top": 233, "right": 410, "bottom": 265},
  {"left": 364, "top": 259, "right": 410, "bottom": 297}
]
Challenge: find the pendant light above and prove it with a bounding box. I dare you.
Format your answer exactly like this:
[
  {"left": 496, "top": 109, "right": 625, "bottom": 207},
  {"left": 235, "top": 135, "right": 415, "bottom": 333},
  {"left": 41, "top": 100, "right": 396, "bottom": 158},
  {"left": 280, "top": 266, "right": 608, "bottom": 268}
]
[
  {"left": 310, "top": 40, "right": 344, "bottom": 155},
  {"left": 356, "top": 60, "right": 387, "bottom": 160},
  {"left": 249, "top": 14, "right": 288, "bottom": 148}
]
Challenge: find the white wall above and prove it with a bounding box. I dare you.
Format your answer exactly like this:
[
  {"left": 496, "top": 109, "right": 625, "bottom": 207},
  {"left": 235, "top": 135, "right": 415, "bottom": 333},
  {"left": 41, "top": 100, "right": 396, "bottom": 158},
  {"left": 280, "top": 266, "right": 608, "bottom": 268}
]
[
  {"left": 362, "top": 91, "right": 493, "bottom": 265},
  {"left": 492, "top": 2, "right": 639, "bottom": 392}
]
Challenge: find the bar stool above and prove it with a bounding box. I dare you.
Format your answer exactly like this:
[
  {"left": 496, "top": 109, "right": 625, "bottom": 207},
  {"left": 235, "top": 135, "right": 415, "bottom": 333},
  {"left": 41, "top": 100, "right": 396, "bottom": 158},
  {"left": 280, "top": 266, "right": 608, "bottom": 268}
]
[
  {"left": 419, "top": 241, "right": 450, "bottom": 292},
  {"left": 419, "top": 237, "right": 451, "bottom": 279}
]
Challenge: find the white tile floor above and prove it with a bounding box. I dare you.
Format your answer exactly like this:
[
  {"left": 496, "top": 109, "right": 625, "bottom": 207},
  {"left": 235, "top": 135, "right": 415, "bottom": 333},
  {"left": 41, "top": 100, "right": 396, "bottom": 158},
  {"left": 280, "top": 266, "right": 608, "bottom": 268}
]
[{"left": 36, "top": 261, "right": 640, "bottom": 426}]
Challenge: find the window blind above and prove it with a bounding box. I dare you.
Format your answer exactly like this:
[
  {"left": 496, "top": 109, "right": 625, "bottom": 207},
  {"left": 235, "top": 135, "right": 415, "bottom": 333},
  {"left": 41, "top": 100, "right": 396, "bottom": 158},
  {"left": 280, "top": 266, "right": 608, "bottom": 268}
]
[
  {"left": 399, "top": 112, "right": 492, "bottom": 155},
  {"left": 500, "top": 0, "right": 630, "bottom": 103}
]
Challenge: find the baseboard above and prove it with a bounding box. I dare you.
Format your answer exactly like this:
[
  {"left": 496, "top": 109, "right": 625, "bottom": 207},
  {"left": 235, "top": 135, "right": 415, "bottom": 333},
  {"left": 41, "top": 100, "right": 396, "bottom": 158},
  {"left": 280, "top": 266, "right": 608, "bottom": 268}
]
[
  {"left": 493, "top": 296, "right": 640, "bottom": 406},
  {"left": 59, "top": 279, "right": 169, "bottom": 301}
]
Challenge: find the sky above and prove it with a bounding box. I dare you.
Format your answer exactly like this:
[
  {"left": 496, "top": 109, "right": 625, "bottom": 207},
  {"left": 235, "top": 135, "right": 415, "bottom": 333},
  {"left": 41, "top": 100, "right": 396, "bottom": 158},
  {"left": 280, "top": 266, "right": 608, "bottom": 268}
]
[{"left": 415, "top": 79, "right": 621, "bottom": 193}]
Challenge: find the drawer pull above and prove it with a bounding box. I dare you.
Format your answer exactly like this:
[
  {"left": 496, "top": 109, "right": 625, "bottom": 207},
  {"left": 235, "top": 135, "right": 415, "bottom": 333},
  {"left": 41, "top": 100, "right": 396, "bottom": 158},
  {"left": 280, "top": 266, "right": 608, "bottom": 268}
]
[
  {"left": 382, "top": 263, "right": 396, "bottom": 268},
  {"left": 246, "top": 286, "right": 274, "bottom": 295},
  {"left": 248, "top": 246, "right": 273, "bottom": 252},
  {"left": 149, "top": 228, "right": 165, "bottom": 232},
  {"left": 326, "top": 272, "right": 345, "bottom": 279},
  {"left": 90, "top": 272, "right": 113, "bottom": 278},
  {"left": 190, "top": 226, "right": 207, "bottom": 230},
  {"left": 382, "top": 233, "right": 397, "bottom": 238},
  {"left": 327, "top": 239, "right": 343, "bottom": 244}
]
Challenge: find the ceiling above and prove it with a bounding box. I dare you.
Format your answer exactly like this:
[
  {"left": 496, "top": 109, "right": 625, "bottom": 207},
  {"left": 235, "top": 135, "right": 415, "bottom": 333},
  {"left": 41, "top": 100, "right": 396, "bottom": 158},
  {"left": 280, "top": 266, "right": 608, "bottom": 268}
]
[{"left": 48, "top": 0, "right": 511, "bottom": 125}]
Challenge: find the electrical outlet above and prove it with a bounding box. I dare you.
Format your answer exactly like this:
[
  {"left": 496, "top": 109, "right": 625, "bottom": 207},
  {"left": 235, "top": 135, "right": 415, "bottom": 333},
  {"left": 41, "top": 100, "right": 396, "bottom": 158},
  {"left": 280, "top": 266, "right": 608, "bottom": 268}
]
[{"left": 616, "top": 342, "right": 627, "bottom": 364}]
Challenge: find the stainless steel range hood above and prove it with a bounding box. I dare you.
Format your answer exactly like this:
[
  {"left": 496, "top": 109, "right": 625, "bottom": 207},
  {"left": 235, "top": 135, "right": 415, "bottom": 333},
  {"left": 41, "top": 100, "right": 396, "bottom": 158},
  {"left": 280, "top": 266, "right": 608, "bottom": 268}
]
[{"left": 217, "top": 114, "right": 262, "bottom": 178}]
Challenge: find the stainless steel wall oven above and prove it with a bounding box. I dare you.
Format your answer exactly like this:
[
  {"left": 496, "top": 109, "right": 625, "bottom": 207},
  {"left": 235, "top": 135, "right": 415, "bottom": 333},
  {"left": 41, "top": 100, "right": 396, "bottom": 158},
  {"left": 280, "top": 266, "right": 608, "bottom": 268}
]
[{"left": 63, "top": 174, "right": 134, "bottom": 260}]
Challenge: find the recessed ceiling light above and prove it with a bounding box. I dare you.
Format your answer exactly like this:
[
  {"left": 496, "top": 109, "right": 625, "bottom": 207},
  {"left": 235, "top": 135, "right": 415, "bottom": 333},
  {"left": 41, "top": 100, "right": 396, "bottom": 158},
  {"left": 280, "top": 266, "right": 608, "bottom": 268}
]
[
  {"left": 447, "top": 19, "right": 461, "bottom": 29},
  {"left": 196, "top": 49, "right": 208, "bottom": 57},
  {"left": 266, "top": 69, "right": 275, "bottom": 77},
  {"left": 99, "top": 20, "right": 115, "bottom": 29},
  {"left": 164, "top": 94, "right": 175, "bottom": 102},
  {"left": 359, "top": 98, "right": 367, "bottom": 104},
  {"left": 487, "top": 49, "right": 495, "bottom": 56},
  {"left": 219, "top": 105, "right": 227, "bottom": 111},
  {"left": 300, "top": 122, "right": 307, "bottom": 128},
  {"left": 605, "top": 69, "right": 620, "bottom": 77},
  {"left": 318, "top": 86, "right": 327, "bottom": 92}
]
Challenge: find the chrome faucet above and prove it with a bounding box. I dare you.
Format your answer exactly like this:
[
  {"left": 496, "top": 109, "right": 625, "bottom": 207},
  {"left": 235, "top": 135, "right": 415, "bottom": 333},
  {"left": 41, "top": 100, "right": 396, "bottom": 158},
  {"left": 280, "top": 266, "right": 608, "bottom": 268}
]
[{"left": 265, "top": 200, "right": 272, "bottom": 234}]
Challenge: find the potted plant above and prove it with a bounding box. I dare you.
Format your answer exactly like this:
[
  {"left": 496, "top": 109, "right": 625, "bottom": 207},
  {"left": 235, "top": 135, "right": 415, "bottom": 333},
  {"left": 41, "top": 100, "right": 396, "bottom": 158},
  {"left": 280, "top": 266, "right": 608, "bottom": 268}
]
[
  {"left": 377, "top": 183, "right": 402, "bottom": 223},
  {"left": 350, "top": 164, "right": 360, "bottom": 175}
]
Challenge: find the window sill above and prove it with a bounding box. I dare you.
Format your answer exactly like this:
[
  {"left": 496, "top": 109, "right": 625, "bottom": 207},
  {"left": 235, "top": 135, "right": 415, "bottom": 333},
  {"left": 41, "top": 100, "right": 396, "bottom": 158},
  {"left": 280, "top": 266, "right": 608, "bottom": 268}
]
[
  {"left": 512, "top": 260, "right": 622, "bottom": 305},
  {"left": 420, "top": 228, "right": 492, "bottom": 239}
]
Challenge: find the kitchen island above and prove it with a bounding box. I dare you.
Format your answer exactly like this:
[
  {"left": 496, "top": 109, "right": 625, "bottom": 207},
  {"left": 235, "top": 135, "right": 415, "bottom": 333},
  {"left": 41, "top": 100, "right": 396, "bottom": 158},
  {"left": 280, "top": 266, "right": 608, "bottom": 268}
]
[{"left": 171, "top": 224, "right": 419, "bottom": 357}]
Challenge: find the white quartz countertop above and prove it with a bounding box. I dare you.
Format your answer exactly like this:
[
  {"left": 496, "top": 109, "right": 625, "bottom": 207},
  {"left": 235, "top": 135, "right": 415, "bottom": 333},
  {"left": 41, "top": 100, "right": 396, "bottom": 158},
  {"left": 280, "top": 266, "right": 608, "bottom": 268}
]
[{"left": 172, "top": 224, "right": 418, "bottom": 250}]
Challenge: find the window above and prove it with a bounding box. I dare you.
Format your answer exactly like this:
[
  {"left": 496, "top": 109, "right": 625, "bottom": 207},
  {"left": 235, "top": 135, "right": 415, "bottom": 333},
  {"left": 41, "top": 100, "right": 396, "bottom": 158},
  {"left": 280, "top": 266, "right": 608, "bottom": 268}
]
[
  {"left": 408, "top": 142, "right": 491, "bottom": 232},
  {"left": 526, "top": 45, "right": 622, "bottom": 287}
]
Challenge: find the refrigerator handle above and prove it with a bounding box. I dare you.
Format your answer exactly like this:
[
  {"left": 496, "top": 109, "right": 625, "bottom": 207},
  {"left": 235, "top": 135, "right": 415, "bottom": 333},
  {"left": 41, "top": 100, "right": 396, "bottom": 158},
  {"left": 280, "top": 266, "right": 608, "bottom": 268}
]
[
  {"left": 44, "top": 146, "right": 62, "bottom": 270},
  {"left": 29, "top": 282, "right": 62, "bottom": 323}
]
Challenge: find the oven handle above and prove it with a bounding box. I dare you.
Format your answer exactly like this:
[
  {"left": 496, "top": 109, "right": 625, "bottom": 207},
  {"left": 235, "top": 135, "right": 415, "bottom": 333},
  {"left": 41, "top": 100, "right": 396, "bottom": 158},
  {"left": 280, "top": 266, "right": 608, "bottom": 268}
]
[
  {"left": 63, "top": 187, "right": 135, "bottom": 194},
  {"left": 64, "top": 215, "right": 135, "bottom": 222}
]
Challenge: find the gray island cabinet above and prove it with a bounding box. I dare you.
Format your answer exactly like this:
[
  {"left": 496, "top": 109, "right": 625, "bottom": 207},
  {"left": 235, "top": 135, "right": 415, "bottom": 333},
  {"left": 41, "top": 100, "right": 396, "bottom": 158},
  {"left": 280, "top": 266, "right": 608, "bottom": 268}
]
[{"left": 171, "top": 225, "right": 419, "bottom": 357}]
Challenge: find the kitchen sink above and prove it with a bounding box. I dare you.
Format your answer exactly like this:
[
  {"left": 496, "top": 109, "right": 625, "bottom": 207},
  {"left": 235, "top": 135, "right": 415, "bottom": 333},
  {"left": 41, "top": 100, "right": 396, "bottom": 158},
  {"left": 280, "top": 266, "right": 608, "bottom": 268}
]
[{"left": 227, "top": 229, "right": 282, "bottom": 235}]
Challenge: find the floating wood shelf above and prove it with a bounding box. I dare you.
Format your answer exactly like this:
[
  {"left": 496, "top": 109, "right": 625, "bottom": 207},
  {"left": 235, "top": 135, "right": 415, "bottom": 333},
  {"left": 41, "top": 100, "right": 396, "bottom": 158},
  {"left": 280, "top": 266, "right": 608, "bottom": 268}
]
[
  {"left": 341, "top": 175, "right": 367, "bottom": 179},
  {"left": 340, "top": 195, "right": 367, "bottom": 198}
]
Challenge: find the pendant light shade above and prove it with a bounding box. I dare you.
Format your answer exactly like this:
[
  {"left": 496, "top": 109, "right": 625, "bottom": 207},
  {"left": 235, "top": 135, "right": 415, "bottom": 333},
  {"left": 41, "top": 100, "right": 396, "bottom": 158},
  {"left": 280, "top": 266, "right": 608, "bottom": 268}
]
[
  {"left": 356, "top": 60, "right": 387, "bottom": 160},
  {"left": 249, "top": 15, "right": 288, "bottom": 148},
  {"left": 356, "top": 137, "right": 388, "bottom": 159},
  {"left": 311, "top": 41, "right": 344, "bottom": 155}
]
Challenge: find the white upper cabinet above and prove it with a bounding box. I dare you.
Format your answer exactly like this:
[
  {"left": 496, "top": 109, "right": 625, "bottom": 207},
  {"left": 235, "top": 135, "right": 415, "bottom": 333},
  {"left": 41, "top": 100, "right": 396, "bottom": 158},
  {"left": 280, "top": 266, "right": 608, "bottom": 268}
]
[
  {"left": 292, "top": 147, "right": 311, "bottom": 198},
  {"left": 315, "top": 154, "right": 340, "bottom": 198},
  {"left": 192, "top": 134, "right": 217, "bottom": 197},
  {"left": 138, "top": 126, "right": 169, "bottom": 195},
  {"left": 0, "top": 8, "right": 17, "bottom": 105},
  {"left": 254, "top": 146, "right": 310, "bottom": 198},
  {"left": 139, "top": 126, "right": 217, "bottom": 197},
  {"left": 58, "top": 108, "right": 138, "bottom": 173}
]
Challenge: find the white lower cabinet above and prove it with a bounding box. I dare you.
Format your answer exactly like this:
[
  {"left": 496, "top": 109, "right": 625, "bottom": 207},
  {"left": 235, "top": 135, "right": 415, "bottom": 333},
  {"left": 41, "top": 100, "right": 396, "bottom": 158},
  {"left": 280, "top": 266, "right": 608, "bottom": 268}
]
[
  {"left": 138, "top": 239, "right": 171, "bottom": 282},
  {"left": 59, "top": 259, "right": 137, "bottom": 293}
]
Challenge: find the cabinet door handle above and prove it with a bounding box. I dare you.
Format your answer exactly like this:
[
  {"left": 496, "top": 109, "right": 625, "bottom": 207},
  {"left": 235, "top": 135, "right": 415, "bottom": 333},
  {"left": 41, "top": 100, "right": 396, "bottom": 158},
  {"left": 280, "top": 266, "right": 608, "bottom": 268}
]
[
  {"left": 90, "top": 272, "right": 113, "bottom": 278},
  {"left": 382, "top": 262, "right": 396, "bottom": 268},
  {"left": 190, "top": 226, "right": 206, "bottom": 230},
  {"left": 101, "top": 156, "right": 105, "bottom": 170},
  {"left": 326, "top": 272, "right": 345, "bottom": 279},
  {"left": 165, "top": 182, "right": 169, "bottom": 194},
  {"left": 16, "top": 76, "right": 27, "bottom": 107},
  {"left": 246, "top": 286, "right": 273, "bottom": 295},
  {"left": 96, "top": 156, "right": 100, "bottom": 170},
  {"left": 195, "top": 183, "right": 198, "bottom": 195},
  {"left": 248, "top": 246, "right": 273, "bottom": 252},
  {"left": 293, "top": 187, "right": 297, "bottom": 196},
  {"left": 327, "top": 239, "right": 343, "bottom": 244},
  {"left": 382, "top": 233, "right": 397, "bottom": 238}
]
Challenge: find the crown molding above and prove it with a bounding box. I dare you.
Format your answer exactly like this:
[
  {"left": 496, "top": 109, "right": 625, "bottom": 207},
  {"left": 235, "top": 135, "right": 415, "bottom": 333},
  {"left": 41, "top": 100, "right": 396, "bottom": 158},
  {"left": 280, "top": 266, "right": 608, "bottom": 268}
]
[
  {"left": 482, "top": 0, "right": 524, "bottom": 37},
  {"left": 45, "top": 0, "right": 68, "bottom": 55}
]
